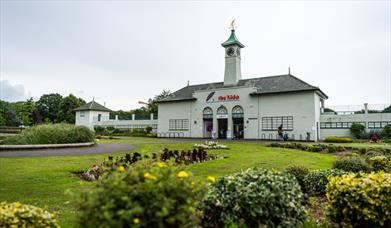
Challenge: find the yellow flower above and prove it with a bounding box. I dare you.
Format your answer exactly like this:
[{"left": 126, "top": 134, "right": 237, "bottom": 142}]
[
  {"left": 207, "top": 176, "right": 216, "bottom": 183},
  {"left": 144, "top": 172, "right": 157, "bottom": 180},
  {"left": 14, "top": 202, "right": 22, "bottom": 208},
  {"left": 133, "top": 218, "right": 140, "bottom": 224},
  {"left": 177, "top": 171, "right": 189, "bottom": 178},
  {"left": 117, "top": 166, "right": 125, "bottom": 172},
  {"left": 156, "top": 162, "right": 167, "bottom": 168}
]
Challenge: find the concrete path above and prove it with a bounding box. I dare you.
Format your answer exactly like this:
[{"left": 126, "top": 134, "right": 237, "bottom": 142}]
[{"left": 0, "top": 143, "right": 137, "bottom": 158}]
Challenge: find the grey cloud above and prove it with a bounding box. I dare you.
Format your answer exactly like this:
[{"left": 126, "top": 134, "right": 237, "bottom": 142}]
[{"left": 0, "top": 80, "right": 27, "bottom": 102}]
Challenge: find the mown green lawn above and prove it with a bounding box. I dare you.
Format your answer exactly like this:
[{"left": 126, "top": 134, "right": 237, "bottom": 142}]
[{"left": 0, "top": 138, "right": 337, "bottom": 227}]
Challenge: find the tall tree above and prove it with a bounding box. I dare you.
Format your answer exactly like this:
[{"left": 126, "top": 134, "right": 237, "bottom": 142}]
[
  {"left": 57, "top": 94, "right": 86, "bottom": 123},
  {"left": 147, "top": 90, "right": 171, "bottom": 116},
  {"left": 0, "top": 100, "right": 21, "bottom": 126},
  {"left": 10, "top": 98, "right": 36, "bottom": 126},
  {"left": 36, "top": 93, "right": 63, "bottom": 123}
]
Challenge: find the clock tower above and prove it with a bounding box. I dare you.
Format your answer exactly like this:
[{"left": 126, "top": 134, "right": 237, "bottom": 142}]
[{"left": 222, "top": 28, "right": 245, "bottom": 87}]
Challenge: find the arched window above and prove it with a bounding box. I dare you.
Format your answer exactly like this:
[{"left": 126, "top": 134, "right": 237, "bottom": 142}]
[
  {"left": 203, "top": 107, "right": 213, "bottom": 119},
  {"left": 217, "top": 106, "right": 228, "bottom": 115},
  {"left": 232, "top": 105, "right": 244, "bottom": 118}
]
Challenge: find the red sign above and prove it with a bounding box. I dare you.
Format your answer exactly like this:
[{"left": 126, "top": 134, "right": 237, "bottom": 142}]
[{"left": 218, "top": 95, "right": 240, "bottom": 101}]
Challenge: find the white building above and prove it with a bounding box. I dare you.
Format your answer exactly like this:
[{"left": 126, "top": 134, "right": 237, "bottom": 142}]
[
  {"left": 75, "top": 28, "right": 391, "bottom": 141},
  {"left": 157, "top": 29, "right": 328, "bottom": 141}
]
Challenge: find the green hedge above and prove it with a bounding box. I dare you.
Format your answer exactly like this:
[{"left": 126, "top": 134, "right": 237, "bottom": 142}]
[
  {"left": 0, "top": 201, "right": 58, "bottom": 227},
  {"left": 326, "top": 172, "right": 391, "bottom": 227},
  {"left": 3, "top": 124, "right": 95, "bottom": 145},
  {"left": 201, "top": 168, "right": 306, "bottom": 227},
  {"left": 324, "top": 136, "right": 353, "bottom": 143},
  {"left": 333, "top": 156, "right": 371, "bottom": 173}
]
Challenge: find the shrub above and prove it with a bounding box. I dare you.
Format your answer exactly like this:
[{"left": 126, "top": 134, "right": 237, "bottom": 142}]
[
  {"left": 284, "top": 165, "right": 309, "bottom": 191},
  {"left": 333, "top": 156, "right": 371, "bottom": 173},
  {"left": 3, "top": 124, "right": 95, "bottom": 145},
  {"left": 324, "top": 136, "right": 353, "bottom": 143},
  {"left": 0, "top": 201, "right": 58, "bottom": 227},
  {"left": 200, "top": 168, "right": 306, "bottom": 227},
  {"left": 365, "top": 150, "right": 385, "bottom": 160},
  {"left": 381, "top": 124, "right": 391, "bottom": 139},
  {"left": 303, "top": 169, "right": 347, "bottom": 196},
  {"left": 350, "top": 123, "right": 366, "bottom": 139},
  {"left": 368, "top": 156, "right": 391, "bottom": 172},
  {"left": 77, "top": 161, "right": 205, "bottom": 227},
  {"left": 326, "top": 172, "right": 391, "bottom": 227},
  {"left": 93, "top": 125, "right": 105, "bottom": 134},
  {"left": 145, "top": 126, "right": 152, "bottom": 134}
]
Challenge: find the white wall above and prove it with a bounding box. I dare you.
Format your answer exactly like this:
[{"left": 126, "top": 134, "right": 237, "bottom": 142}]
[
  {"left": 75, "top": 110, "right": 110, "bottom": 129},
  {"left": 258, "top": 91, "right": 319, "bottom": 141},
  {"left": 157, "top": 101, "right": 192, "bottom": 137},
  {"left": 319, "top": 112, "right": 391, "bottom": 139}
]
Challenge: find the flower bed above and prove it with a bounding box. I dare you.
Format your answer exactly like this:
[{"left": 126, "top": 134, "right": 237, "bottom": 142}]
[
  {"left": 194, "top": 141, "right": 228, "bottom": 149},
  {"left": 79, "top": 148, "right": 222, "bottom": 181}
]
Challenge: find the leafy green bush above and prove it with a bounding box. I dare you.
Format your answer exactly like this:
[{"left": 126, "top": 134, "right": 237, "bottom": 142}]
[
  {"left": 145, "top": 126, "right": 152, "bottom": 134},
  {"left": 350, "top": 123, "right": 366, "bottom": 139},
  {"left": 324, "top": 136, "right": 353, "bottom": 143},
  {"left": 200, "top": 168, "right": 306, "bottom": 227},
  {"left": 365, "top": 150, "right": 385, "bottom": 160},
  {"left": 368, "top": 156, "right": 391, "bottom": 172},
  {"left": 77, "top": 161, "right": 205, "bottom": 228},
  {"left": 284, "top": 165, "right": 309, "bottom": 192},
  {"left": 303, "top": 169, "right": 347, "bottom": 196},
  {"left": 3, "top": 124, "right": 95, "bottom": 145},
  {"left": 381, "top": 124, "right": 391, "bottom": 139},
  {"left": 93, "top": 125, "right": 105, "bottom": 134},
  {"left": 326, "top": 172, "right": 391, "bottom": 227},
  {"left": 0, "top": 201, "right": 58, "bottom": 227},
  {"left": 333, "top": 156, "right": 371, "bottom": 173}
]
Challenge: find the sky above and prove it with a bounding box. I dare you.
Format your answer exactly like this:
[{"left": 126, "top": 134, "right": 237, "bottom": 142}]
[{"left": 0, "top": 0, "right": 390, "bottom": 110}]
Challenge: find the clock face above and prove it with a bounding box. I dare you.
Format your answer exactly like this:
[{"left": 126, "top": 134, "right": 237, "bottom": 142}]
[{"left": 226, "top": 47, "right": 235, "bottom": 56}]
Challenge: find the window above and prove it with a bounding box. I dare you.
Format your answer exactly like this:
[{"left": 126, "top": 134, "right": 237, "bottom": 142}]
[
  {"left": 368, "top": 121, "right": 391, "bottom": 129},
  {"left": 80, "top": 111, "right": 85, "bottom": 117},
  {"left": 203, "top": 107, "right": 213, "bottom": 120},
  {"left": 232, "top": 105, "right": 244, "bottom": 118},
  {"left": 217, "top": 106, "right": 228, "bottom": 114},
  {"left": 320, "top": 122, "right": 366, "bottom": 129},
  {"left": 262, "top": 116, "right": 293, "bottom": 131},
  {"left": 169, "top": 119, "right": 189, "bottom": 131}
]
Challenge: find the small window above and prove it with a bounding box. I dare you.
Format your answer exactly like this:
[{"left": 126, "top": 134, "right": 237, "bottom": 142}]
[{"left": 80, "top": 111, "right": 85, "bottom": 117}]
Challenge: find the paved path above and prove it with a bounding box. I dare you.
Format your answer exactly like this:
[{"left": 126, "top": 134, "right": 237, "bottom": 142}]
[{"left": 0, "top": 143, "right": 137, "bottom": 158}]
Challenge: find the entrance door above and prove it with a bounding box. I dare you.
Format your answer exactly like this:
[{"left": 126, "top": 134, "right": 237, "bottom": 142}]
[
  {"left": 203, "top": 119, "right": 213, "bottom": 138},
  {"left": 233, "top": 118, "right": 244, "bottom": 139},
  {"left": 218, "top": 119, "right": 228, "bottom": 139}
]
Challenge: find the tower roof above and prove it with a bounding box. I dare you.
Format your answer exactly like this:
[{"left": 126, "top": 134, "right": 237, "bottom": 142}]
[{"left": 221, "top": 29, "right": 245, "bottom": 48}]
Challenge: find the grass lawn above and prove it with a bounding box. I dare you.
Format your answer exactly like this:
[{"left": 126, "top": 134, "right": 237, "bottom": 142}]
[{"left": 0, "top": 138, "right": 336, "bottom": 227}]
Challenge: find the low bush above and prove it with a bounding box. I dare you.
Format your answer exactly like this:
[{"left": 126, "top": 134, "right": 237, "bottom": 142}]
[
  {"left": 381, "top": 124, "right": 391, "bottom": 139},
  {"left": 284, "top": 165, "right": 309, "bottom": 192},
  {"left": 365, "top": 150, "right": 385, "bottom": 159},
  {"left": 201, "top": 168, "right": 306, "bottom": 227},
  {"left": 303, "top": 169, "right": 347, "bottom": 196},
  {"left": 3, "top": 124, "right": 95, "bottom": 145},
  {"left": 326, "top": 172, "right": 391, "bottom": 227},
  {"left": 78, "top": 162, "right": 205, "bottom": 227},
  {"left": 324, "top": 136, "right": 353, "bottom": 143},
  {"left": 368, "top": 156, "right": 391, "bottom": 172},
  {"left": 333, "top": 156, "right": 371, "bottom": 173},
  {"left": 0, "top": 201, "right": 58, "bottom": 227},
  {"left": 350, "top": 123, "right": 366, "bottom": 139},
  {"left": 93, "top": 125, "right": 105, "bottom": 134}
]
